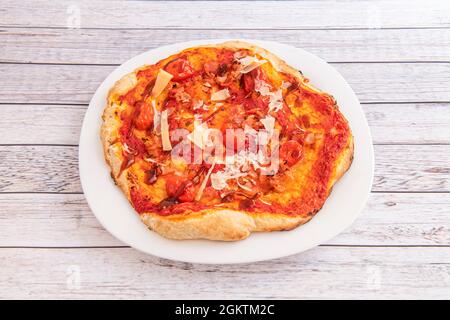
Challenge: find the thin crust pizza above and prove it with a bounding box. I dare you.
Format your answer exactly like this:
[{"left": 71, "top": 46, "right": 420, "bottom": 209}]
[{"left": 101, "top": 41, "right": 353, "bottom": 241}]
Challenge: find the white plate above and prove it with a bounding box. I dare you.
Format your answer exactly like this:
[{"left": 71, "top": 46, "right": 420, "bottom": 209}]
[{"left": 79, "top": 39, "right": 374, "bottom": 264}]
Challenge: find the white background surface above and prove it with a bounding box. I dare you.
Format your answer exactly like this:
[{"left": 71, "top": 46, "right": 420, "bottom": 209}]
[{"left": 0, "top": 0, "right": 449, "bottom": 299}]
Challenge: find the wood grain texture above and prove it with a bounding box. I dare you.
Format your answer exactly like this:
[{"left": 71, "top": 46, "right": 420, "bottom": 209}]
[
  {"left": 0, "top": 103, "right": 450, "bottom": 145},
  {"left": 1, "top": 63, "right": 450, "bottom": 104},
  {"left": 1, "top": 0, "right": 450, "bottom": 300},
  {"left": 0, "top": 104, "right": 85, "bottom": 145},
  {"left": 2, "top": 27, "right": 450, "bottom": 64},
  {"left": 363, "top": 103, "right": 450, "bottom": 144},
  {"left": 0, "top": 145, "right": 449, "bottom": 193},
  {"left": 0, "top": 247, "right": 448, "bottom": 299},
  {"left": 0, "top": 146, "right": 79, "bottom": 193},
  {"left": 2, "top": 0, "right": 450, "bottom": 29},
  {"left": 2, "top": 103, "right": 449, "bottom": 145},
  {"left": 0, "top": 193, "right": 448, "bottom": 247}
]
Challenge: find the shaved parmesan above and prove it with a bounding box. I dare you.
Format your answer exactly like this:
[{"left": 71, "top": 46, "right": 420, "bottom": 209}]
[
  {"left": 160, "top": 110, "right": 172, "bottom": 151},
  {"left": 193, "top": 100, "right": 204, "bottom": 110},
  {"left": 268, "top": 89, "right": 283, "bottom": 112},
  {"left": 210, "top": 152, "right": 249, "bottom": 190},
  {"left": 216, "top": 75, "right": 227, "bottom": 83},
  {"left": 193, "top": 100, "right": 209, "bottom": 111},
  {"left": 211, "top": 169, "right": 246, "bottom": 191},
  {"left": 144, "top": 157, "right": 166, "bottom": 166},
  {"left": 195, "top": 160, "right": 216, "bottom": 201},
  {"left": 254, "top": 78, "right": 272, "bottom": 95},
  {"left": 211, "top": 88, "right": 230, "bottom": 101},
  {"left": 281, "top": 81, "right": 292, "bottom": 89},
  {"left": 233, "top": 51, "right": 247, "bottom": 60},
  {"left": 259, "top": 198, "right": 272, "bottom": 205},
  {"left": 255, "top": 79, "right": 283, "bottom": 113},
  {"left": 260, "top": 115, "right": 275, "bottom": 145},
  {"left": 187, "top": 121, "right": 209, "bottom": 149},
  {"left": 238, "top": 56, "right": 267, "bottom": 74},
  {"left": 210, "top": 174, "right": 228, "bottom": 191},
  {"left": 244, "top": 124, "right": 258, "bottom": 136},
  {"left": 151, "top": 69, "right": 173, "bottom": 97},
  {"left": 260, "top": 115, "right": 275, "bottom": 134}
]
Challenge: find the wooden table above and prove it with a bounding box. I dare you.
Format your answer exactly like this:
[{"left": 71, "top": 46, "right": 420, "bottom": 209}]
[{"left": 1, "top": 0, "right": 449, "bottom": 299}]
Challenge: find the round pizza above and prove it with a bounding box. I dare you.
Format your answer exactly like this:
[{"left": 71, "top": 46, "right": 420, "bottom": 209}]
[{"left": 101, "top": 41, "right": 353, "bottom": 241}]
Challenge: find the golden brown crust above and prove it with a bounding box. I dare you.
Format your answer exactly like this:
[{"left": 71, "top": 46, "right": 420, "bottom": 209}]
[
  {"left": 101, "top": 41, "right": 354, "bottom": 241},
  {"left": 101, "top": 73, "right": 138, "bottom": 198},
  {"left": 140, "top": 210, "right": 312, "bottom": 241}
]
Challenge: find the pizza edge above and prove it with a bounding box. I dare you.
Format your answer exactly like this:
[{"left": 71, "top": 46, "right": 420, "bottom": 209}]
[{"left": 100, "top": 40, "right": 354, "bottom": 241}]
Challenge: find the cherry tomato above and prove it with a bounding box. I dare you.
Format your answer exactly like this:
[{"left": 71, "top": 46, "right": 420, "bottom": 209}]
[
  {"left": 164, "top": 174, "right": 196, "bottom": 202},
  {"left": 201, "top": 186, "right": 219, "bottom": 201},
  {"left": 242, "top": 73, "right": 254, "bottom": 92},
  {"left": 165, "top": 58, "right": 194, "bottom": 81},
  {"left": 203, "top": 61, "right": 219, "bottom": 74},
  {"left": 134, "top": 103, "right": 154, "bottom": 130},
  {"left": 302, "top": 115, "right": 310, "bottom": 128},
  {"left": 279, "top": 140, "right": 303, "bottom": 167},
  {"left": 178, "top": 184, "right": 196, "bottom": 203},
  {"left": 255, "top": 95, "right": 269, "bottom": 110},
  {"left": 165, "top": 174, "right": 184, "bottom": 198},
  {"left": 218, "top": 50, "right": 234, "bottom": 65}
]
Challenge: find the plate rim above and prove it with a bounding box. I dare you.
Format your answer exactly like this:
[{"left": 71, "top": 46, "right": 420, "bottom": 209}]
[{"left": 79, "top": 38, "right": 374, "bottom": 264}]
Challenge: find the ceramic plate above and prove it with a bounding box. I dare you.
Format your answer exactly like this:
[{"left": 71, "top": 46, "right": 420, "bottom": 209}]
[{"left": 79, "top": 39, "right": 374, "bottom": 264}]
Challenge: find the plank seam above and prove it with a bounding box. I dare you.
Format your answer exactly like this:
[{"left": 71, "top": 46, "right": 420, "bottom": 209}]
[
  {"left": 0, "top": 245, "right": 448, "bottom": 249},
  {"left": 2, "top": 25, "right": 450, "bottom": 31}
]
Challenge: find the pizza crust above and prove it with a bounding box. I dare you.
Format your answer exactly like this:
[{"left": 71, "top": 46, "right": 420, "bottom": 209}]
[
  {"left": 140, "top": 135, "right": 353, "bottom": 241},
  {"left": 101, "top": 41, "right": 354, "bottom": 241}
]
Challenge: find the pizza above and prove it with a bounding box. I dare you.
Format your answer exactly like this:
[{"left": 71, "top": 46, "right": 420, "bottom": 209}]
[{"left": 101, "top": 41, "right": 353, "bottom": 241}]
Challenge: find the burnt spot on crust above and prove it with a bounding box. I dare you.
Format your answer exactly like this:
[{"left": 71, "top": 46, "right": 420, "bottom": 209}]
[
  {"left": 158, "top": 197, "right": 179, "bottom": 209},
  {"left": 239, "top": 198, "right": 255, "bottom": 210}
]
